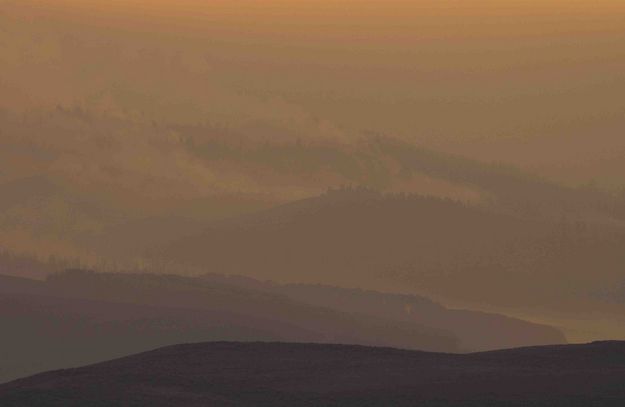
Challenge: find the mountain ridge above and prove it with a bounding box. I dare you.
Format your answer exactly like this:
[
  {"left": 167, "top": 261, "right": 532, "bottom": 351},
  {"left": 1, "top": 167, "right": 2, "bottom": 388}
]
[
  {"left": 1, "top": 340, "right": 623, "bottom": 407},
  {"left": 0, "top": 271, "right": 565, "bottom": 383}
]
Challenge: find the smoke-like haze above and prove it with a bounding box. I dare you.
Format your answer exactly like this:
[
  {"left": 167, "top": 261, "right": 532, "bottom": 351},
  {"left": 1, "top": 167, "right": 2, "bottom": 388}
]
[
  {"left": 3, "top": 0, "right": 625, "bottom": 187},
  {"left": 2, "top": 0, "right": 625, "bottom": 344}
]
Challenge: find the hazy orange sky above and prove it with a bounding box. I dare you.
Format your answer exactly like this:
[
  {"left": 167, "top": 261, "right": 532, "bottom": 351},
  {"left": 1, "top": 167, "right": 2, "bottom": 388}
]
[
  {"left": 20, "top": 0, "right": 625, "bottom": 32},
  {"left": 4, "top": 0, "right": 625, "bottom": 187},
  {"left": 2, "top": 0, "right": 625, "bottom": 344}
]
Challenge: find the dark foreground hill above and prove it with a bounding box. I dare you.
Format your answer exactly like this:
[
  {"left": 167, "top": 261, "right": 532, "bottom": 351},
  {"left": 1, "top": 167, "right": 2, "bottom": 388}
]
[
  {"left": 1, "top": 341, "right": 625, "bottom": 407},
  {"left": 0, "top": 272, "right": 454, "bottom": 383},
  {"left": 0, "top": 271, "right": 565, "bottom": 383}
]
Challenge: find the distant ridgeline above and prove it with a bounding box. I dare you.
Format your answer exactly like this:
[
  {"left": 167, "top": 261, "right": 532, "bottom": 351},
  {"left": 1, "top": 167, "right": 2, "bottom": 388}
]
[
  {"left": 152, "top": 187, "right": 625, "bottom": 313},
  {"left": 0, "top": 270, "right": 564, "bottom": 384}
]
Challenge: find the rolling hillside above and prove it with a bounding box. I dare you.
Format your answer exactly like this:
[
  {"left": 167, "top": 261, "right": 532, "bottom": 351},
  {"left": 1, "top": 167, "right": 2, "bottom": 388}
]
[
  {"left": 1, "top": 341, "right": 624, "bottom": 406},
  {"left": 201, "top": 273, "right": 564, "bottom": 352},
  {"left": 155, "top": 188, "right": 625, "bottom": 313},
  {"left": 0, "top": 271, "right": 565, "bottom": 383}
]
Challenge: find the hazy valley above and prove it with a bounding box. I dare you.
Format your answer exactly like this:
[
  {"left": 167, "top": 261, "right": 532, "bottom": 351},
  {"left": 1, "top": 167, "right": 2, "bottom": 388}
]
[{"left": 1, "top": 1, "right": 625, "bottom": 405}]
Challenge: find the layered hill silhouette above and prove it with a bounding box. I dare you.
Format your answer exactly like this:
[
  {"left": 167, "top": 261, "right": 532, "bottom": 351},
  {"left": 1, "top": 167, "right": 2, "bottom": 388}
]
[
  {"left": 1, "top": 341, "right": 624, "bottom": 406},
  {"left": 154, "top": 188, "right": 625, "bottom": 314},
  {"left": 0, "top": 271, "right": 564, "bottom": 383},
  {"left": 3, "top": 106, "right": 624, "bottom": 269},
  {"left": 201, "top": 273, "right": 564, "bottom": 352}
]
